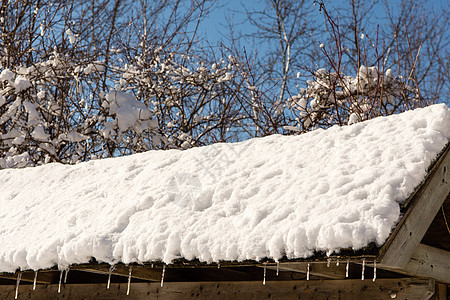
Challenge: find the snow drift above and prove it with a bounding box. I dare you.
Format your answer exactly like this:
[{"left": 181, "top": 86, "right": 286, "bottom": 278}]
[{"left": 0, "top": 104, "right": 449, "bottom": 272}]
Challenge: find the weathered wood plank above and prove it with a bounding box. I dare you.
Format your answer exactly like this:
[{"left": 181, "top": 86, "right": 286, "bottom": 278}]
[
  {"left": 431, "top": 283, "right": 447, "bottom": 300},
  {"left": 72, "top": 264, "right": 293, "bottom": 283},
  {"left": 72, "top": 264, "right": 162, "bottom": 282},
  {"left": 407, "top": 244, "right": 450, "bottom": 284},
  {"left": 423, "top": 279, "right": 436, "bottom": 300},
  {"left": 380, "top": 244, "right": 450, "bottom": 284},
  {"left": 264, "top": 262, "right": 347, "bottom": 279},
  {"left": 0, "top": 278, "right": 434, "bottom": 300},
  {"left": 378, "top": 145, "right": 450, "bottom": 269},
  {"left": 0, "top": 270, "right": 55, "bottom": 284}
]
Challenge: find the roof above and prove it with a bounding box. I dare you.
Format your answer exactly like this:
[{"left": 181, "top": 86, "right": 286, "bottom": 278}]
[{"left": 0, "top": 104, "right": 449, "bottom": 273}]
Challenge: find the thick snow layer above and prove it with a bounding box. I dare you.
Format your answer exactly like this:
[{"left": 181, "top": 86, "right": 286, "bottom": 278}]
[{"left": 0, "top": 104, "right": 449, "bottom": 272}]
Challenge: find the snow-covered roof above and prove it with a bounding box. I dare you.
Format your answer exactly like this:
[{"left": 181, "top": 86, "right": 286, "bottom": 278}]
[{"left": 0, "top": 104, "right": 449, "bottom": 273}]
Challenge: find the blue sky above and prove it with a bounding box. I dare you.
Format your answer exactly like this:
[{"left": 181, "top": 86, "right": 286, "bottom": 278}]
[
  {"left": 193, "top": 0, "right": 448, "bottom": 105},
  {"left": 198, "top": 0, "right": 448, "bottom": 46}
]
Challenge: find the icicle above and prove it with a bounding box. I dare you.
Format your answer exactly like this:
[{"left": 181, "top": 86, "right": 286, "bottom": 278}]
[
  {"left": 327, "top": 258, "right": 330, "bottom": 267},
  {"left": 33, "top": 271, "right": 38, "bottom": 291},
  {"left": 151, "top": 263, "right": 154, "bottom": 268},
  {"left": 373, "top": 261, "right": 377, "bottom": 282},
  {"left": 217, "top": 263, "right": 220, "bottom": 269},
  {"left": 64, "top": 268, "right": 69, "bottom": 283},
  {"left": 15, "top": 272, "right": 21, "bottom": 300},
  {"left": 262, "top": 263, "right": 267, "bottom": 285},
  {"left": 306, "top": 263, "right": 310, "bottom": 280},
  {"left": 336, "top": 259, "right": 339, "bottom": 266},
  {"left": 361, "top": 259, "right": 365, "bottom": 280},
  {"left": 345, "top": 260, "right": 349, "bottom": 278},
  {"left": 160, "top": 265, "right": 166, "bottom": 288},
  {"left": 276, "top": 262, "right": 279, "bottom": 276},
  {"left": 107, "top": 265, "right": 115, "bottom": 290},
  {"left": 58, "top": 270, "right": 63, "bottom": 293},
  {"left": 126, "top": 266, "right": 132, "bottom": 296}
]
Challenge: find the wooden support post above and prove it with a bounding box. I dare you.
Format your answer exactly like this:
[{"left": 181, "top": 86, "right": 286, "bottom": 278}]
[{"left": 433, "top": 283, "right": 448, "bottom": 300}]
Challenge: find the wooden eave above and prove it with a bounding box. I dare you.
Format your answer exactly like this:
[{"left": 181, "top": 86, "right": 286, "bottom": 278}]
[{"left": 377, "top": 143, "right": 450, "bottom": 283}]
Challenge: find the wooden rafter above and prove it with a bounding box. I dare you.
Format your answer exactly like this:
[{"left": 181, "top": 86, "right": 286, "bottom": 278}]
[
  {"left": 378, "top": 144, "right": 450, "bottom": 269},
  {"left": 0, "top": 270, "right": 54, "bottom": 285},
  {"left": 72, "top": 263, "right": 162, "bottom": 282},
  {"left": 264, "top": 262, "right": 347, "bottom": 279},
  {"left": 380, "top": 243, "right": 450, "bottom": 284}
]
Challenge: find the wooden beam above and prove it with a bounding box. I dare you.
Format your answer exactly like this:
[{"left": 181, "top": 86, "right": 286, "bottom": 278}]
[
  {"left": 264, "top": 262, "right": 347, "bottom": 279},
  {"left": 380, "top": 244, "right": 450, "bottom": 284},
  {"left": 424, "top": 279, "right": 436, "bottom": 300},
  {"left": 0, "top": 278, "right": 434, "bottom": 300},
  {"left": 71, "top": 263, "right": 287, "bottom": 283},
  {"left": 72, "top": 264, "right": 162, "bottom": 282},
  {"left": 0, "top": 270, "right": 55, "bottom": 285},
  {"left": 378, "top": 145, "right": 450, "bottom": 269},
  {"left": 407, "top": 244, "right": 450, "bottom": 284},
  {"left": 433, "top": 283, "right": 448, "bottom": 300}
]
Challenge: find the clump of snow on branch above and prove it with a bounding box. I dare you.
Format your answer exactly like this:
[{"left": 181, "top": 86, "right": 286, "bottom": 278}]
[
  {"left": 288, "top": 65, "right": 421, "bottom": 132},
  {"left": 102, "top": 91, "right": 156, "bottom": 134},
  {"left": 0, "top": 47, "right": 241, "bottom": 168}
]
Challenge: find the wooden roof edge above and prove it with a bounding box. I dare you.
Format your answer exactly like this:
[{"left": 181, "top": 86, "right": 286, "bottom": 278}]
[
  {"left": 0, "top": 253, "right": 379, "bottom": 277},
  {"left": 377, "top": 143, "right": 450, "bottom": 272}
]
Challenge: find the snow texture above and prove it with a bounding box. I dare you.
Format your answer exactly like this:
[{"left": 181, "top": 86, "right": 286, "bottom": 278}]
[
  {"left": 0, "top": 68, "right": 14, "bottom": 82},
  {"left": 65, "top": 28, "right": 76, "bottom": 44},
  {"left": 0, "top": 104, "right": 448, "bottom": 272},
  {"left": 59, "top": 132, "right": 89, "bottom": 142},
  {"left": 13, "top": 76, "right": 32, "bottom": 92},
  {"left": 104, "top": 91, "right": 153, "bottom": 133},
  {"left": 30, "top": 125, "right": 50, "bottom": 141}
]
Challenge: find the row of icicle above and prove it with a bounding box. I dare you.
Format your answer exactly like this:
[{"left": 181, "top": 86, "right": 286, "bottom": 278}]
[
  {"left": 13, "top": 259, "right": 376, "bottom": 298},
  {"left": 14, "top": 268, "right": 68, "bottom": 299},
  {"left": 262, "top": 259, "right": 376, "bottom": 286}
]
